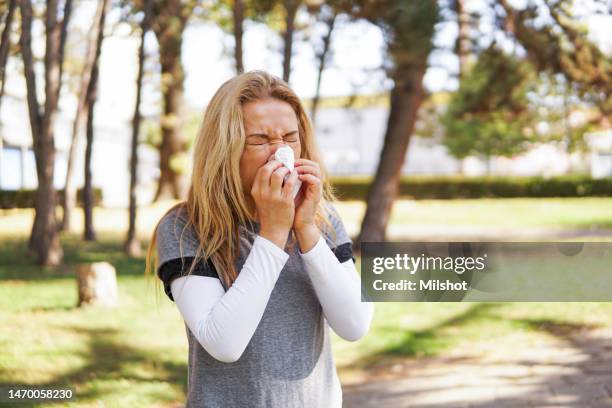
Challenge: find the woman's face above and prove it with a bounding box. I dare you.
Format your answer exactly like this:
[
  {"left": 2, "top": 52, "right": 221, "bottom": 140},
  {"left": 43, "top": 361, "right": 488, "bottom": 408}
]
[{"left": 239, "top": 98, "right": 302, "bottom": 202}]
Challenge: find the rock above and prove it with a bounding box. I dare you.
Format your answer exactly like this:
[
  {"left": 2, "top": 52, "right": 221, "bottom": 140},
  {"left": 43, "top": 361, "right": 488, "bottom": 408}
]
[{"left": 76, "top": 262, "right": 118, "bottom": 307}]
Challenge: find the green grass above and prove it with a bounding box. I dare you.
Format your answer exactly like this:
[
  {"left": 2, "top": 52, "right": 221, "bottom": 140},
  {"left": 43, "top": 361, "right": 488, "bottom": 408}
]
[
  {"left": 335, "top": 197, "right": 612, "bottom": 229},
  {"left": 1, "top": 198, "right": 612, "bottom": 406},
  {"left": 0, "top": 233, "right": 186, "bottom": 407}
]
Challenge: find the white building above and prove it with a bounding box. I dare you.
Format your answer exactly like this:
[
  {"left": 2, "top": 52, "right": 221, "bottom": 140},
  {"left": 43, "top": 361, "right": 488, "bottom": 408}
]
[{"left": 588, "top": 130, "right": 612, "bottom": 179}]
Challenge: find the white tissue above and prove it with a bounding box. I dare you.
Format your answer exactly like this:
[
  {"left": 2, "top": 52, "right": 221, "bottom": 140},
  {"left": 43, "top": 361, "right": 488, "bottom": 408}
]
[{"left": 274, "top": 146, "right": 302, "bottom": 199}]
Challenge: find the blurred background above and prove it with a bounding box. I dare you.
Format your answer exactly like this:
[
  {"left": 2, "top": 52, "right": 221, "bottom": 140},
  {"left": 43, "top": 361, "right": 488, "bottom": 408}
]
[{"left": 0, "top": 0, "right": 611, "bottom": 406}]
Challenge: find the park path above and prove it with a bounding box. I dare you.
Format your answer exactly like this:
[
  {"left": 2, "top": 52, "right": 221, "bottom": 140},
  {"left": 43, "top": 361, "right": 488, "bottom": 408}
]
[
  {"left": 342, "top": 325, "right": 612, "bottom": 407},
  {"left": 341, "top": 224, "right": 612, "bottom": 407}
]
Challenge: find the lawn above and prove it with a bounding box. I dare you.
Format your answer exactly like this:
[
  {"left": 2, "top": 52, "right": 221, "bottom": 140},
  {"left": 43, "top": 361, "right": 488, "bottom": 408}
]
[
  {"left": 1, "top": 198, "right": 612, "bottom": 407},
  {"left": 335, "top": 197, "right": 612, "bottom": 229}
]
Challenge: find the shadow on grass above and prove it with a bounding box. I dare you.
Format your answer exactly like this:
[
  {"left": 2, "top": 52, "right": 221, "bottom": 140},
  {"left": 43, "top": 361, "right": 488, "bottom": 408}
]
[
  {"left": 0, "top": 233, "right": 148, "bottom": 281},
  {"left": 343, "top": 303, "right": 504, "bottom": 371},
  {"left": 0, "top": 326, "right": 187, "bottom": 406}
]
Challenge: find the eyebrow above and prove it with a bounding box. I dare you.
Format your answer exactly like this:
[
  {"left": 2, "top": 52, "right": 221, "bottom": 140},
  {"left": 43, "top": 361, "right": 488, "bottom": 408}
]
[{"left": 246, "top": 130, "right": 299, "bottom": 138}]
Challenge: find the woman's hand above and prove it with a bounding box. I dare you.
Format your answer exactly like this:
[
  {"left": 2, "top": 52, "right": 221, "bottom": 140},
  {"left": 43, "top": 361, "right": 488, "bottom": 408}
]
[
  {"left": 251, "top": 159, "right": 300, "bottom": 249},
  {"left": 293, "top": 158, "right": 323, "bottom": 234}
]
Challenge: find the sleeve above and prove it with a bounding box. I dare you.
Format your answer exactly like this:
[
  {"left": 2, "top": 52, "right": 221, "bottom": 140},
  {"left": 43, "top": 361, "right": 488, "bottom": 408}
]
[
  {"left": 155, "top": 208, "right": 213, "bottom": 301},
  {"left": 300, "top": 203, "right": 375, "bottom": 341},
  {"left": 158, "top": 257, "right": 218, "bottom": 301},
  {"left": 167, "top": 235, "right": 290, "bottom": 363},
  {"left": 324, "top": 202, "right": 356, "bottom": 264}
]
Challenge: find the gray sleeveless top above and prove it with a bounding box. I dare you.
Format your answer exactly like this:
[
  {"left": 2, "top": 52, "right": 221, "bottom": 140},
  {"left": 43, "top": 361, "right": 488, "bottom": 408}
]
[{"left": 155, "top": 203, "right": 353, "bottom": 408}]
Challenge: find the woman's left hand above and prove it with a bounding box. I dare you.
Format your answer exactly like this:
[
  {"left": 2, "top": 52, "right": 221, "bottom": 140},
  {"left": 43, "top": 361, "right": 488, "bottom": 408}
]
[{"left": 293, "top": 158, "right": 322, "bottom": 232}]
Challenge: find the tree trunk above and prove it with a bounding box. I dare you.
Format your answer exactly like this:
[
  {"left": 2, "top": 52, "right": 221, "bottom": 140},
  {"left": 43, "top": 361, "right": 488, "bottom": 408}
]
[
  {"left": 0, "top": 0, "right": 17, "bottom": 112},
  {"left": 56, "top": 0, "right": 72, "bottom": 102},
  {"left": 311, "top": 9, "right": 337, "bottom": 126},
  {"left": 82, "top": 0, "right": 109, "bottom": 241},
  {"left": 83, "top": 64, "right": 97, "bottom": 242},
  {"left": 23, "top": 18, "right": 42, "bottom": 251},
  {"left": 233, "top": 0, "right": 244, "bottom": 74},
  {"left": 125, "top": 0, "right": 151, "bottom": 257},
  {"left": 282, "top": 0, "right": 299, "bottom": 83},
  {"left": 455, "top": 0, "right": 471, "bottom": 79},
  {"left": 151, "top": 1, "right": 192, "bottom": 201},
  {"left": 154, "top": 53, "right": 188, "bottom": 200},
  {"left": 356, "top": 65, "right": 427, "bottom": 245},
  {"left": 0, "top": 0, "right": 16, "bottom": 182},
  {"left": 62, "top": 0, "right": 107, "bottom": 232},
  {"left": 21, "top": 0, "right": 66, "bottom": 266}
]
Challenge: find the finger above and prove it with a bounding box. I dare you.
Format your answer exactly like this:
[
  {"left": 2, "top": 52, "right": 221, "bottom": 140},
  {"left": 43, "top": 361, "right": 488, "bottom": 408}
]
[
  {"left": 256, "top": 160, "right": 283, "bottom": 192},
  {"left": 296, "top": 164, "right": 321, "bottom": 178},
  {"left": 295, "top": 158, "right": 319, "bottom": 167},
  {"left": 270, "top": 166, "right": 290, "bottom": 193},
  {"left": 298, "top": 173, "right": 322, "bottom": 189},
  {"left": 282, "top": 169, "right": 299, "bottom": 199}
]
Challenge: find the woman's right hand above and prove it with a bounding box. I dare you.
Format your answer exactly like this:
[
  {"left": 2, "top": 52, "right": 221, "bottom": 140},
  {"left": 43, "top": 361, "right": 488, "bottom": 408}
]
[{"left": 251, "top": 159, "right": 299, "bottom": 249}]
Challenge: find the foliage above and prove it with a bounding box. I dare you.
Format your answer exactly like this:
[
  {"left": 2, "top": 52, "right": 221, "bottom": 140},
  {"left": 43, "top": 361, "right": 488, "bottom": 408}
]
[
  {"left": 342, "top": 0, "right": 439, "bottom": 78},
  {"left": 0, "top": 188, "right": 103, "bottom": 209},
  {"left": 499, "top": 0, "right": 612, "bottom": 118},
  {"left": 442, "top": 45, "right": 538, "bottom": 159},
  {"left": 330, "top": 175, "right": 612, "bottom": 200},
  {"left": 527, "top": 72, "right": 598, "bottom": 153}
]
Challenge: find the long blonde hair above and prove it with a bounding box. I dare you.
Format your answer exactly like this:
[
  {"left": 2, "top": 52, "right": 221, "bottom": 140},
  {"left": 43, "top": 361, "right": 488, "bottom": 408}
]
[{"left": 145, "top": 70, "right": 337, "bottom": 290}]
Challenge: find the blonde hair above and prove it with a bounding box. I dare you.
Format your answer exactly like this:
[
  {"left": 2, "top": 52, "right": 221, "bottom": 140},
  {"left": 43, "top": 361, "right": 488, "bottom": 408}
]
[{"left": 145, "top": 70, "right": 337, "bottom": 291}]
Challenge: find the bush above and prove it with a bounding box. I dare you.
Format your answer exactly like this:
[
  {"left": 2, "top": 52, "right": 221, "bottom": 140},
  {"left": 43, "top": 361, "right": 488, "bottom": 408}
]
[
  {"left": 0, "top": 188, "right": 103, "bottom": 209},
  {"left": 329, "top": 175, "right": 612, "bottom": 200}
]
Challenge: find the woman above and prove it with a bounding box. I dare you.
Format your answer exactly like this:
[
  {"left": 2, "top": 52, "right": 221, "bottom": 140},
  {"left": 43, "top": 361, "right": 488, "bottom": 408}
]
[{"left": 146, "top": 70, "right": 374, "bottom": 408}]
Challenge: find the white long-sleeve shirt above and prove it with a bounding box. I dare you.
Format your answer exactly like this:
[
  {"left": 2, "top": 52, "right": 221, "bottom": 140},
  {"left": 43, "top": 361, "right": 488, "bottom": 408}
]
[{"left": 170, "top": 233, "right": 374, "bottom": 363}]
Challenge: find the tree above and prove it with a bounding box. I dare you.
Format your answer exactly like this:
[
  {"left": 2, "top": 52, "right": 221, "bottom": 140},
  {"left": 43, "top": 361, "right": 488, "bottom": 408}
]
[
  {"left": 83, "top": 65, "right": 97, "bottom": 241},
  {"left": 20, "top": 0, "right": 72, "bottom": 265},
  {"left": 442, "top": 45, "right": 538, "bottom": 169},
  {"left": 207, "top": 0, "right": 246, "bottom": 74},
  {"left": 0, "top": 0, "right": 17, "bottom": 112},
  {"left": 62, "top": 0, "right": 110, "bottom": 232},
  {"left": 125, "top": 0, "right": 153, "bottom": 256},
  {"left": 310, "top": 3, "right": 338, "bottom": 125},
  {"left": 453, "top": 0, "right": 474, "bottom": 79},
  {"left": 342, "top": 0, "right": 439, "bottom": 244},
  {"left": 498, "top": 0, "right": 611, "bottom": 120},
  {"left": 0, "top": 0, "right": 17, "bottom": 175},
  {"left": 81, "top": 0, "right": 111, "bottom": 241},
  {"left": 233, "top": 0, "right": 245, "bottom": 73},
  {"left": 149, "top": 0, "right": 197, "bottom": 201},
  {"left": 249, "top": 0, "right": 310, "bottom": 83},
  {"left": 281, "top": 0, "right": 301, "bottom": 82}
]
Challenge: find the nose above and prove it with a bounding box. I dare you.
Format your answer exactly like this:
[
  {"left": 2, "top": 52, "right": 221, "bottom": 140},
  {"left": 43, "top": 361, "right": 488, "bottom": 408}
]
[
  {"left": 267, "top": 140, "right": 290, "bottom": 163},
  {"left": 269, "top": 140, "right": 288, "bottom": 154}
]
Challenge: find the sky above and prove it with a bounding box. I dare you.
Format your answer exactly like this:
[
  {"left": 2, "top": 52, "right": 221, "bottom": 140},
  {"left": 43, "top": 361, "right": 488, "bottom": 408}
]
[{"left": 2, "top": 0, "right": 612, "bottom": 132}]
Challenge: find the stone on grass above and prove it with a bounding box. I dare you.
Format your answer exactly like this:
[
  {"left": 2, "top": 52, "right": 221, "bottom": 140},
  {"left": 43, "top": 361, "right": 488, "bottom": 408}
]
[{"left": 76, "top": 262, "right": 118, "bottom": 307}]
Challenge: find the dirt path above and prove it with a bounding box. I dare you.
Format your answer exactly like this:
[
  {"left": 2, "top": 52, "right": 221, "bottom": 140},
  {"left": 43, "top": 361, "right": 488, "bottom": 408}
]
[{"left": 342, "top": 326, "right": 612, "bottom": 407}]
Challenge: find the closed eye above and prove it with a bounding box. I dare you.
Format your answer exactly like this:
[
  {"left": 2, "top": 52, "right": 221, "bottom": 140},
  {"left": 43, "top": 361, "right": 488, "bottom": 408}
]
[
  {"left": 246, "top": 135, "right": 268, "bottom": 144},
  {"left": 283, "top": 132, "right": 298, "bottom": 143},
  {"left": 246, "top": 130, "right": 299, "bottom": 144}
]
